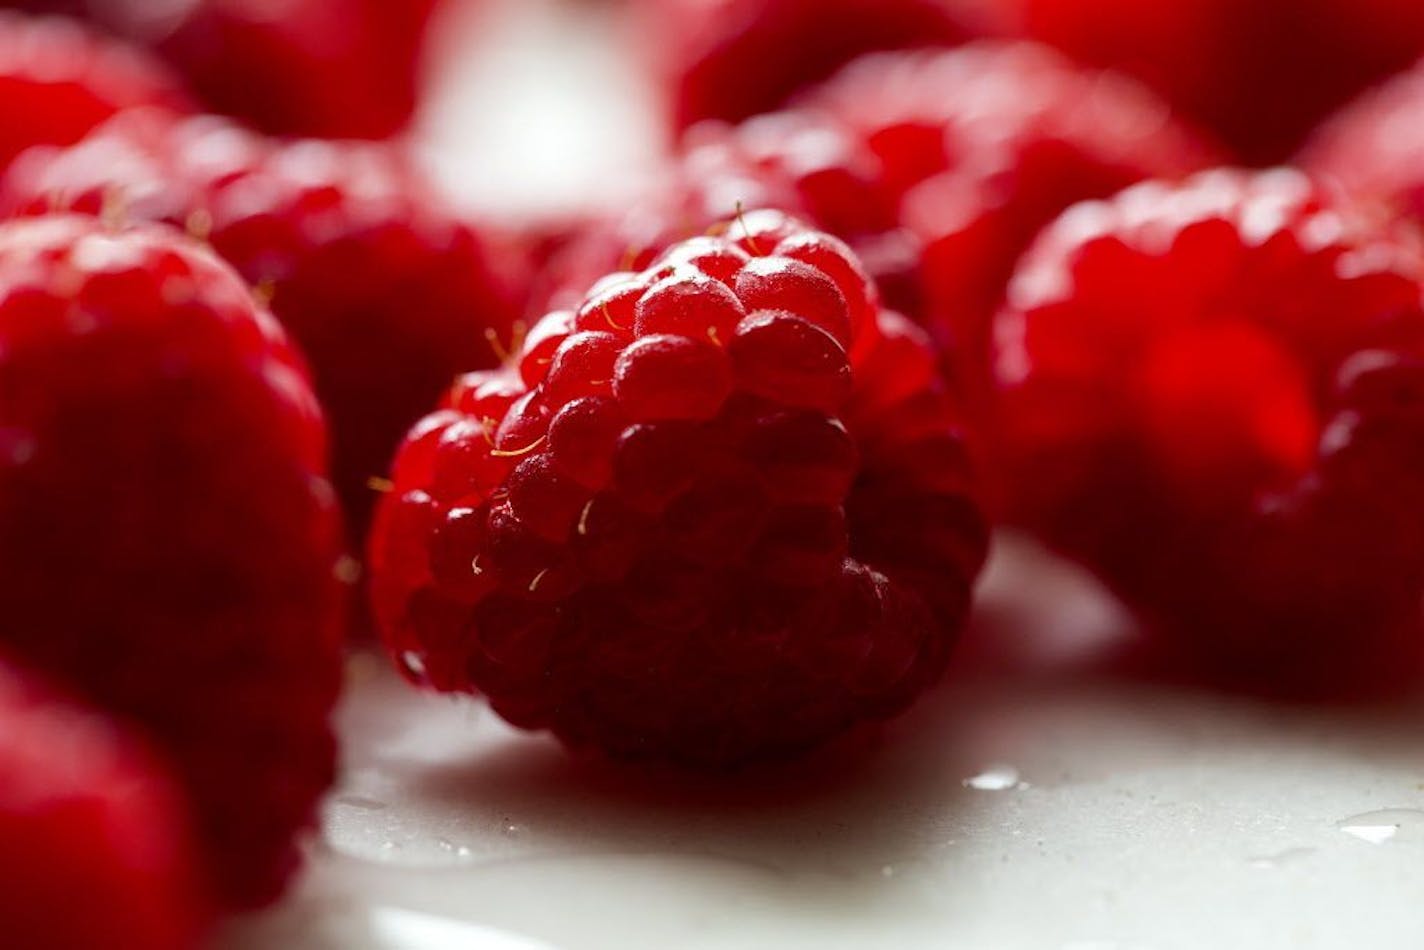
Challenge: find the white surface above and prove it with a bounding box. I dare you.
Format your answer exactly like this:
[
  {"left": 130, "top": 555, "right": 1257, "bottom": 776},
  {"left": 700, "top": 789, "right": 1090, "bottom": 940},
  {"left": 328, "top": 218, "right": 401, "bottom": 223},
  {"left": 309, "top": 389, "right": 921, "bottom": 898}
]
[
  {"left": 222, "top": 539, "right": 1424, "bottom": 950},
  {"left": 225, "top": 4, "right": 1424, "bottom": 946}
]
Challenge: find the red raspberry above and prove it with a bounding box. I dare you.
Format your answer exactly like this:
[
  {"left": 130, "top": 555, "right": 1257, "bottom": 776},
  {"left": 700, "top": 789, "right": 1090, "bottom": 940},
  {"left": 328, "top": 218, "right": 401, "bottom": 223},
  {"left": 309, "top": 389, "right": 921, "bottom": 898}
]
[
  {"left": 1300, "top": 60, "right": 1424, "bottom": 225},
  {"left": 0, "top": 661, "right": 206, "bottom": 950},
  {"left": 92, "top": 0, "right": 441, "bottom": 138},
  {"left": 992, "top": 169, "right": 1424, "bottom": 696},
  {"left": 637, "top": 0, "right": 976, "bottom": 131},
  {"left": 0, "top": 12, "right": 191, "bottom": 173},
  {"left": 3, "top": 111, "right": 525, "bottom": 537},
  {"left": 0, "top": 215, "right": 346, "bottom": 906},
  {"left": 792, "top": 44, "right": 1219, "bottom": 411},
  {"left": 370, "top": 213, "right": 988, "bottom": 766},
  {"left": 1008, "top": 0, "right": 1424, "bottom": 163}
]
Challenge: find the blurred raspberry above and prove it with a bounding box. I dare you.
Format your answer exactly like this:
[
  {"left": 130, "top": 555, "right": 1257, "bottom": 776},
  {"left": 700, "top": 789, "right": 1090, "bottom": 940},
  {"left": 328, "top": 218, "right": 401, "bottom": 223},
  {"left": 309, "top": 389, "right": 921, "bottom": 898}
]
[
  {"left": 370, "top": 211, "right": 988, "bottom": 765},
  {"left": 0, "top": 215, "right": 346, "bottom": 906},
  {"left": 0, "top": 11, "right": 191, "bottom": 172},
  {"left": 1007, "top": 0, "right": 1424, "bottom": 163},
  {"left": 993, "top": 169, "right": 1424, "bottom": 696},
  {"left": 794, "top": 43, "right": 1219, "bottom": 412},
  {"left": 0, "top": 661, "right": 206, "bottom": 950},
  {"left": 3, "top": 111, "right": 526, "bottom": 538},
  {"left": 92, "top": 0, "right": 442, "bottom": 138},
  {"left": 638, "top": 0, "right": 978, "bottom": 131}
]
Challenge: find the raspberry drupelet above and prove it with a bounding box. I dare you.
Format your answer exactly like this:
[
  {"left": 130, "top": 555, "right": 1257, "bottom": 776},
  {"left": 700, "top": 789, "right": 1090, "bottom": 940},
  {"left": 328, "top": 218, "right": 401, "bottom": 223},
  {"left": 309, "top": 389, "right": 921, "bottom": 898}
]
[
  {"left": 0, "top": 215, "right": 346, "bottom": 907},
  {"left": 0, "top": 11, "right": 191, "bottom": 172},
  {"left": 993, "top": 169, "right": 1424, "bottom": 696},
  {"left": 0, "top": 661, "right": 206, "bottom": 950},
  {"left": 370, "top": 212, "right": 989, "bottom": 766},
  {"left": 2, "top": 110, "right": 526, "bottom": 537}
]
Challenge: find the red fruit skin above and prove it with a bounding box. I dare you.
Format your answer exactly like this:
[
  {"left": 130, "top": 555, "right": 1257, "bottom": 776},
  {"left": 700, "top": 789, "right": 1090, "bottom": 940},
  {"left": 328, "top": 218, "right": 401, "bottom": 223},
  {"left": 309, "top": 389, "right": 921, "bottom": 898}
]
[
  {"left": 2, "top": 111, "right": 526, "bottom": 538},
  {"left": 638, "top": 0, "right": 976, "bottom": 131},
  {"left": 0, "top": 216, "right": 346, "bottom": 907},
  {"left": 1301, "top": 60, "right": 1424, "bottom": 226},
  {"left": 992, "top": 169, "right": 1424, "bottom": 697},
  {"left": 94, "top": 0, "right": 441, "bottom": 138},
  {"left": 0, "top": 662, "right": 206, "bottom": 950},
  {"left": 370, "top": 214, "right": 988, "bottom": 766},
  {"left": 0, "top": 12, "right": 191, "bottom": 172},
  {"left": 1009, "top": 0, "right": 1424, "bottom": 164}
]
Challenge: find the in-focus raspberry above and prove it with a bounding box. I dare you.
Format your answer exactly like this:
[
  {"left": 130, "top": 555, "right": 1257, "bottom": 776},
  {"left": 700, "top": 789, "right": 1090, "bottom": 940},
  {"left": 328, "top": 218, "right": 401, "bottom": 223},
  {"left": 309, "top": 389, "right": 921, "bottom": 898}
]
[{"left": 371, "top": 212, "right": 988, "bottom": 766}]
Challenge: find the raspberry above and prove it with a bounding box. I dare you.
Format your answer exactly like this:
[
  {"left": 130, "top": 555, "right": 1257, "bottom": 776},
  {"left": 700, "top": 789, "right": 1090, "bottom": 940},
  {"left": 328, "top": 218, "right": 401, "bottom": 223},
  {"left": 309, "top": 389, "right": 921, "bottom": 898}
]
[
  {"left": 0, "top": 661, "right": 205, "bottom": 950},
  {"left": 636, "top": 0, "right": 975, "bottom": 131},
  {"left": 370, "top": 213, "right": 988, "bottom": 766},
  {"left": 0, "top": 12, "right": 191, "bottom": 173},
  {"left": 791, "top": 44, "right": 1219, "bottom": 412},
  {"left": 1301, "top": 60, "right": 1424, "bottom": 225},
  {"left": 0, "top": 215, "right": 346, "bottom": 906},
  {"left": 1009, "top": 0, "right": 1424, "bottom": 163},
  {"left": 992, "top": 169, "right": 1424, "bottom": 696},
  {"left": 89, "top": 0, "right": 441, "bottom": 138},
  {"left": 3, "top": 111, "right": 525, "bottom": 537}
]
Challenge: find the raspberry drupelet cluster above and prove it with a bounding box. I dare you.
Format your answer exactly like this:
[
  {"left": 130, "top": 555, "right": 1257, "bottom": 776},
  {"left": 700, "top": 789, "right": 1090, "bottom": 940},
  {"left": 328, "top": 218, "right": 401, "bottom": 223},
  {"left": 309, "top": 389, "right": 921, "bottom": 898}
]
[
  {"left": 993, "top": 169, "right": 1424, "bottom": 696},
  {"left": 370, "top": 211, "right": 989, "bottom": 765}
]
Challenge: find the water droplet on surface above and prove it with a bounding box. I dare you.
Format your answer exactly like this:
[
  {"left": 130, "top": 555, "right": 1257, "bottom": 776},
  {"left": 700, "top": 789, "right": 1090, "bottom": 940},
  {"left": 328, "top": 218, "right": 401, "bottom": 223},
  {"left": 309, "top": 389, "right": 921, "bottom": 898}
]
[
  {"left": 400, "top": 650, "right": 427, "bottom": 678},
  {"left": 1337, "top": 809, "right": 1424, "bottom": 844},
  {"left": 1248, "top": 846, "right": 1316, "bottom": 868},
  {"left": 962, "top": 764, "right": 1028, "bottom": 791}
]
